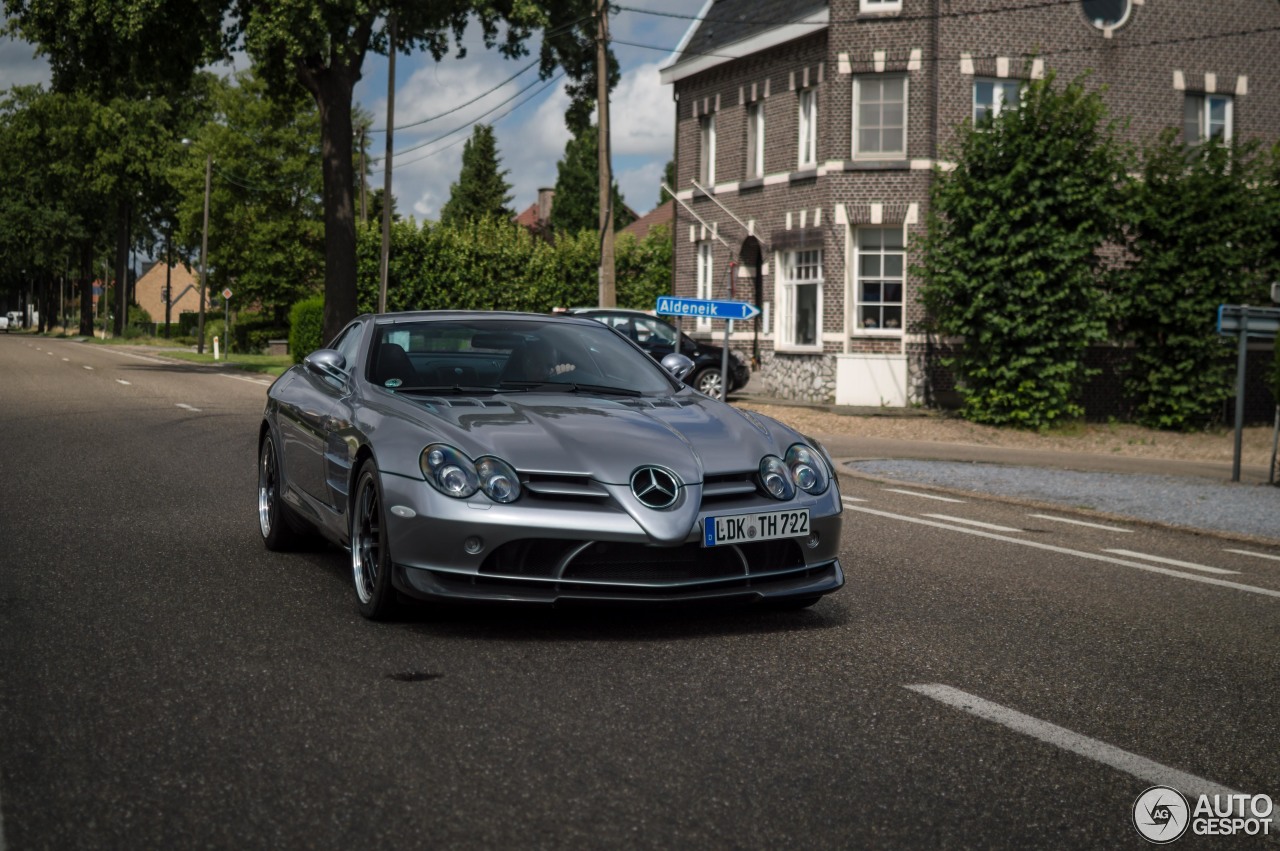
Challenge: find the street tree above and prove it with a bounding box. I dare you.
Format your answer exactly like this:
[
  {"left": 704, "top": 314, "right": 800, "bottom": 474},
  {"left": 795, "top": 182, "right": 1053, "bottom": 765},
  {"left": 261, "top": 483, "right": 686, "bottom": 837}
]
[
  {"left": 1116, "top": 134, "right": 1277, "bottom": 429},
  {"left": 550, "top": 123, "right": 633, "bottom": 235},
  {"left": 6, "top": 0, "right": 609, "bottom": 343},
  {"left": 172, "top": 71, "right": 325, "bottom": 323},
  {"left": 918, "top": 72, "right": 1128, "bottom": 429},
  {"left": 439, "top": 124, "right": 513, "bottom": 227}
]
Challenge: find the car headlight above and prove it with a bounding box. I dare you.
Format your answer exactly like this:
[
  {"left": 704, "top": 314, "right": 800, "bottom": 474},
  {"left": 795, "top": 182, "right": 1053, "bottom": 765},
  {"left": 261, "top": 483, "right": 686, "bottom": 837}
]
[
  {"left": 475, "top": 457, "right": 521, "bottom": 503},
  {"left": 759, "top": 455, "right": 795, "bottom": 500},
  {"left": 759, "top": 444, "right": 830, "bottom": 500},
  {"left": 421, "top": 445, "right": 522, "bottom": 503},
  {"left": 786, "top": 443, "right": 829, "bottom": 495}
]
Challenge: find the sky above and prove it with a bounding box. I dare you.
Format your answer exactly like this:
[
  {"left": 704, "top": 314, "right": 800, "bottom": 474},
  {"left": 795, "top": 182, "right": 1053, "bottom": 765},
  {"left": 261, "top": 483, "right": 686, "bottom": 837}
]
[{"left": 0, "top": 1, "right": 695, "bottom": 222}]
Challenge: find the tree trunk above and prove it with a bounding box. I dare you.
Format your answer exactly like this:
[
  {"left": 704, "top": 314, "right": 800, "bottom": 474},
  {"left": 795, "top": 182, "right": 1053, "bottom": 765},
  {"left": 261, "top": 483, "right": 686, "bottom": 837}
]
[
  {"left": 113, "top": 198, "right": 129, "bottom": 336},
  {"left": 301, "top": 65, "right": 359, "bottom": 347},
  {"left": 78, "top": 244, "right": 94, "bottom": 337}
]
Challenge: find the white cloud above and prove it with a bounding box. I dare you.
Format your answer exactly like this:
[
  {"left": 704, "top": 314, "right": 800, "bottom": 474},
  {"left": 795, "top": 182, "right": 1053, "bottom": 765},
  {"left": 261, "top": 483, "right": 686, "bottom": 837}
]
[
  {"left": 617, "top": 159, "right": 666, "bottom": 216},
  {"left": 609, "top": 61, "right": 674, "bottom": 157},
  {"left": 0, "top": 36, "right": 50, "bottom": 88}
]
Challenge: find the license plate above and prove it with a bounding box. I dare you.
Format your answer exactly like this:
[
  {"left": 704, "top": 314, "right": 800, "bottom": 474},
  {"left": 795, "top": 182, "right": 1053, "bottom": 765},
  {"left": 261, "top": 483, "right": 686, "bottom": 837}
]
[{"left": 703, "top": 508, "right": 810, "bottom": 547}]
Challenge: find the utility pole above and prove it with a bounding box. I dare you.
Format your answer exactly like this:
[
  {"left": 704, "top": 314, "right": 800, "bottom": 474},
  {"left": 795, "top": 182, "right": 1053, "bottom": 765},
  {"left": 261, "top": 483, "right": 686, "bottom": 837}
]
[
  {"left": 379, "top": 15, "right": 396, "bottom": 315},
  {"left": 596, "top": 0, "right": 616, "bottom": 307},
  {"left": 197, "top": 152, "right": 211, "bottom": 354},
  {"left": 358, "top": 124, "right": 368, "bottom": 225}
]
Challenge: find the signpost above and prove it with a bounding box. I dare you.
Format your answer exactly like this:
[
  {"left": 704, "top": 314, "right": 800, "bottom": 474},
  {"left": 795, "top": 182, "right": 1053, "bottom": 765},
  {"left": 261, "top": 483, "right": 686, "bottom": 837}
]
[
  {"left": 222, "top": 288, "right": 233, "bottom": 359},
  {"left": 1215, "top": 305, "right": 1280, "bottom": 482},
  {"left": 656, "top": 297, "right": 760, "bottom": 399}
]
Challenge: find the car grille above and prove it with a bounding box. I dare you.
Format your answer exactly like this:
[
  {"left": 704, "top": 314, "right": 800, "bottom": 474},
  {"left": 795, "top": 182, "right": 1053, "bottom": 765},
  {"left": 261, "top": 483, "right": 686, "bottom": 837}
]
[{"left": 479, "top": 538, "right": 805, "bottom": 586}]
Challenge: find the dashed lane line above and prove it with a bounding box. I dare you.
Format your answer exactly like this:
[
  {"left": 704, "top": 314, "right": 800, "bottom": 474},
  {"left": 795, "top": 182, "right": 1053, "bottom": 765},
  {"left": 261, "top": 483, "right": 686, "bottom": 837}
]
[
  {"left": 923, "top": 513, "right": 1022, "bottom": 533},
  {"left": 1103, "top": 549, "right": 1238, "bottom": 576},
  {"left": 905, "top": 684, "right": 1246, "bottom": 807},
  {"left": 843, "top": 503, "right": 1280, "bottom": 600},
  {"left": 883, "top": 488, "right": 965, "bottom": 503},
  {"left": 115, "top": 379, "right": 131, "bottom": 386},
  {"left": 82, "top": 365, "right": 93, "bottom": 370},
  {"left": 175, "top": 403, "right": 202, "bottom": 412},
  {"left": 1029, "top": 513, "right": 1132, "bottom": 533},
  {"left": 1224, "top": 548, "right": 1280, "bottom": 564}
]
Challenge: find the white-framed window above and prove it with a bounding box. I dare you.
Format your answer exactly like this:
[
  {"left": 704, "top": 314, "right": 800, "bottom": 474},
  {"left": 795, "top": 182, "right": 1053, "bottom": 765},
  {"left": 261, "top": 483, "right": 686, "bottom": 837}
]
[
  {"left": 1184, "top": 93, "right": 1233, "bottom": 144},
  {"left": 853, "top": 75, "right": 906, "bottom": 158},
  {"left": 860, "top": 0, "right": 902, "bottom": 13},
  {"left": 855, "top": 227, "right": 905, "bottom": 333},
  {"left": 797, "top": 89, "right": 817, "bottom": 168},
  {"left": 699, "top": 113, "right": 716, "bottom": 185},
  {"left": 696, "top": 242, "right": 714, "bottom": 332},
  {"left": 746, "top": 101, "right": 765, "bottom": 178},
  {"left": 973, "top": 79, "right": 1021, "bottom": 125},
  {"left": 779, "top": 249, "right": 823, "bottom": 350}
]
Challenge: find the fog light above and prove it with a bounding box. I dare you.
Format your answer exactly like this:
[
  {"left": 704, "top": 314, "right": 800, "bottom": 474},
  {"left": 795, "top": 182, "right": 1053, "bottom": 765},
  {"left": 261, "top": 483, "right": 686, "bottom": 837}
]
[
  {"left": 464, "top": 536, "right": 484, "bottom": 555},
  {"left": 806, "top": 532, "right": 820, "bottom": 549}
]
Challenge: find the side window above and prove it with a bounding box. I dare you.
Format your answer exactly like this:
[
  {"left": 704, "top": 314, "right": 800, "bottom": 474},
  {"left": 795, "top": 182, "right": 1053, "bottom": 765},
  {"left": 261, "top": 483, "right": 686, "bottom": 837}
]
[
  {"left": 332, "top": 323, "right": 363, "bottom": 374},
  {"left": 637, "top": 318, "right": 677, "bottom": 345}
]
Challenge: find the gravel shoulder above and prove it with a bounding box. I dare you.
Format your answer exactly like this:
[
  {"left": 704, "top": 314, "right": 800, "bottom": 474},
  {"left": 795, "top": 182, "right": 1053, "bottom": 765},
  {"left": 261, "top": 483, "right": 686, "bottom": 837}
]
[{"left": 735, "top": 402, "right": 1280, "bottom": 544}]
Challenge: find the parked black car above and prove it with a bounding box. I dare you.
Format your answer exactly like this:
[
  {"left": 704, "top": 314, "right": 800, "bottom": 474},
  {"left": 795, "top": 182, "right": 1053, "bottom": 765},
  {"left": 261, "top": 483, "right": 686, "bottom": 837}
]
[{"left": 567, "top": 308, "right": 750, "bottom": 399}]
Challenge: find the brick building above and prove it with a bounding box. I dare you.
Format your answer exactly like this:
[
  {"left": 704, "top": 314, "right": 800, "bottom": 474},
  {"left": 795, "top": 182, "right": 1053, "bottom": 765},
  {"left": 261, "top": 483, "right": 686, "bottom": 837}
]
[{"left": 660, "top": 0, "right": 1280, "bottom": 407}]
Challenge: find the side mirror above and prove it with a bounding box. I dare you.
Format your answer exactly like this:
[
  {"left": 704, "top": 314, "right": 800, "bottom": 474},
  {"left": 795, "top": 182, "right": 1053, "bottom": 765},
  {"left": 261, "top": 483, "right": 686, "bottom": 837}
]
[
  {"left": 304, "top": 349, "right": 346, "bottom": 379},
  {"left": 660, "top": 352, "right": 696, "bottom": 381}
]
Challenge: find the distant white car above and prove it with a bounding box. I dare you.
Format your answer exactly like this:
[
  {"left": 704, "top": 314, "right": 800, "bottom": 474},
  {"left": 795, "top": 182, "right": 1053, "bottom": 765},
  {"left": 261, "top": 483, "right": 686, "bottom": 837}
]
[
  {"left": 4, "top": 311, "right": 19, "bottom": 331},
  {"left": 0, "top": 315, "right": 8, "bottom": 332}
]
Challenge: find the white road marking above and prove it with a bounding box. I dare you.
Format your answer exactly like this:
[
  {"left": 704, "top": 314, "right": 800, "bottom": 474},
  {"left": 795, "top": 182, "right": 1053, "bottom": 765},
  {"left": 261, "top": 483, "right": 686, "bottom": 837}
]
[
  {"left": 93, "top": 348, "right": 173, "bottom": 365},
  {"left": 1029, "top": 513, "right": 1131, "bottom": 533},
  {"left": 217, "top": 373, "right": 272, "bottom": 387},
  {"left": 115, "top": 379, "right": 131, "bottom": 386},
  {"left": 883, "top": 488, "right": 965, "bottom": 503},
  {"left": 845, "top": 504, "right": 1280, "bottom": 599},
  {"left": 175, "top": 403, "right": 201, "bottom": 412},
  {"left": 841, "top": 497, "right": 868, "bottom": 503},
  {"left": 83, "top": 365, "right": 93, "bottom": 370},
  {"left": 1103, "top": 549, "right": 1238, "bottom": 576},
  {"left": 61, "top": 358, "right": 69, "bottom": 362},
  {"left": 1225, "top": 548, "right": 1280, "bottom": 563},
  {"left": 923, "top": 514, "right": 1022, "bottom": 533},
  {"left": 905, "top": 684, "right": 1246, "bottom": 806}
]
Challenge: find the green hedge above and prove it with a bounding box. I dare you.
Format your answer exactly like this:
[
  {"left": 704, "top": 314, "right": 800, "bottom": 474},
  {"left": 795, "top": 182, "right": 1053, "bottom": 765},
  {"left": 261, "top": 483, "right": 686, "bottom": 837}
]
[
  {"left": 353, "top": 215, "right": 673, "bottom": 314},
  {"left": 289, "top": 296, "right": 324, "bottom": 363}
]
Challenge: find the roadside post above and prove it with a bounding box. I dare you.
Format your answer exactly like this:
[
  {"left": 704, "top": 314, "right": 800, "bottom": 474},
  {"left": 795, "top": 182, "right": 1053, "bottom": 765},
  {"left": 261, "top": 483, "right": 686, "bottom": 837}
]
[
  {"left": 222, "top": 288, "right": 233, "bottom": 356},
  {"left": 656, "top": 296, "right": 760, "bottom": 398},
  {"left": 1216, "top": 304, "right": 1280, "bottom": 482}
]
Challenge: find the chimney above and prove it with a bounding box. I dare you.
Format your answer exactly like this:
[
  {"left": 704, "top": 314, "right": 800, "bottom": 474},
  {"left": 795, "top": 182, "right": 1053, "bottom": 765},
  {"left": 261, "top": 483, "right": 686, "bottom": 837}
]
[{"left": 537, "top": 188, "right": 555, "bottom": 225}]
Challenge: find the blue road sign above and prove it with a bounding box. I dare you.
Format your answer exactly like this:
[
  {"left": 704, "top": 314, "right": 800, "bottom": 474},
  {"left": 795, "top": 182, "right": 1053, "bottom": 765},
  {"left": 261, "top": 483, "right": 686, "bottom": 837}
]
[
  {"left": 1217, "top": 304, "right": 1280, "bottom": 337},
  {"left": 655, "top": 296, "right": 760, "bottom": 321}
]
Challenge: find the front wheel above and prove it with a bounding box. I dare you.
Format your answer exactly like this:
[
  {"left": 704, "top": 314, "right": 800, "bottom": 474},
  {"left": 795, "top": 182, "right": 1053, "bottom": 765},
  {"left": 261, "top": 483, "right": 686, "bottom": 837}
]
[
  {"left": 259, "top": 432, "right": 304, "bottom": 551},
  {"left": 351, "top": 460, "right": 399, "bottom": 620},
  {"left": 692, "top": 368, "right": 724, "bottom": 399}
]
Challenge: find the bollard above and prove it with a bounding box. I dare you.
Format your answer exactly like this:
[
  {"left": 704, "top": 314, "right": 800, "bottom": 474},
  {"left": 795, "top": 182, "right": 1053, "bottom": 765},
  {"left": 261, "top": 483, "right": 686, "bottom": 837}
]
[{"left": 213, "top": 335, "right": 220, "bottom": 361}]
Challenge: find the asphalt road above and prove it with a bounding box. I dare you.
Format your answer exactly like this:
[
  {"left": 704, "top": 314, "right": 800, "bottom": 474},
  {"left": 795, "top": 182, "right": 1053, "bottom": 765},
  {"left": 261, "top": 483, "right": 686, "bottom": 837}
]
[{"left": 1, "top": 334, "right": 1277, "bottom": 850}]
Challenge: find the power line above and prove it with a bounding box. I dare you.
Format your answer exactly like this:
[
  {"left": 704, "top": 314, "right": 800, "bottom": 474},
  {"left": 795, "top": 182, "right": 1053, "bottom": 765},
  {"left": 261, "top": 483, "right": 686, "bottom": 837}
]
[
  {"left": 370, "top": 71, "right": 565, "bottom": 173},
  {"left": 367, "top": 58, "right": 540, "bottom": 133},
  {"left": 367, "top": 13, "right": 595, "bottom": 134}
]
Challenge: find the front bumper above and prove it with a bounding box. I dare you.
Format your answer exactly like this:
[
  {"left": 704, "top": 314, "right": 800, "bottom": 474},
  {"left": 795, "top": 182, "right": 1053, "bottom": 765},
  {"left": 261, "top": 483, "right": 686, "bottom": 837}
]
[{"left": 380, "top": 470, "right": 844, "bottom": 607}]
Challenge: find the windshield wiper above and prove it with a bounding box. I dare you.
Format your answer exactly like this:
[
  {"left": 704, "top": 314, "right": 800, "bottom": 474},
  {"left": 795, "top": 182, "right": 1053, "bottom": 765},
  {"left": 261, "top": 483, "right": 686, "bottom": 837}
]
[
  {"left": 497, "top": 380, "right": 641, "bottom": 397},
  {"left": 392, "top": 385, "right": 501, "bottom": 395}
]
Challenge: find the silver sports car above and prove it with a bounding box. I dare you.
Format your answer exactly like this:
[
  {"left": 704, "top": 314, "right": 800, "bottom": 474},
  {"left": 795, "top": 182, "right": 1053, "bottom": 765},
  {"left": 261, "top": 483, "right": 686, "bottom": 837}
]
[{"left": 258, "top": 311, "right": 844, "bottom": 618}]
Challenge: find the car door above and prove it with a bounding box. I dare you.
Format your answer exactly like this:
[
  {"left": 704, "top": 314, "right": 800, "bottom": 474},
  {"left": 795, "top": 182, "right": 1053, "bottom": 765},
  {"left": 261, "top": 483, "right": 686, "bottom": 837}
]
[{"left": 277, "top": 323, "right": 362, "bottom": 508}]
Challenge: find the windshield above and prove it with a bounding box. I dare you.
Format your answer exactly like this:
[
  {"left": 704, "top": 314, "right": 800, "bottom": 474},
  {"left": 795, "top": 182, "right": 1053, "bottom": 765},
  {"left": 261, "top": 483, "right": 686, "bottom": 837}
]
[{"left": 368, "top": 317, "right": 679, "bottom": 396}]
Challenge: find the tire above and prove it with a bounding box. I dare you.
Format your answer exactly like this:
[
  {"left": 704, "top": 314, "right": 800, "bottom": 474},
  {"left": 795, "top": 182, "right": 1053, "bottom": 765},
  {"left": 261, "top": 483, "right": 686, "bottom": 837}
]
[
  {"left": 350, "top": 460, "right": 400, "bottom": 620},
  {"left": 258, "top": 432, "right": 305, "bottom": 551},
  {"left": 692, "top": 368, "right": 724, "bottom": 399}
]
